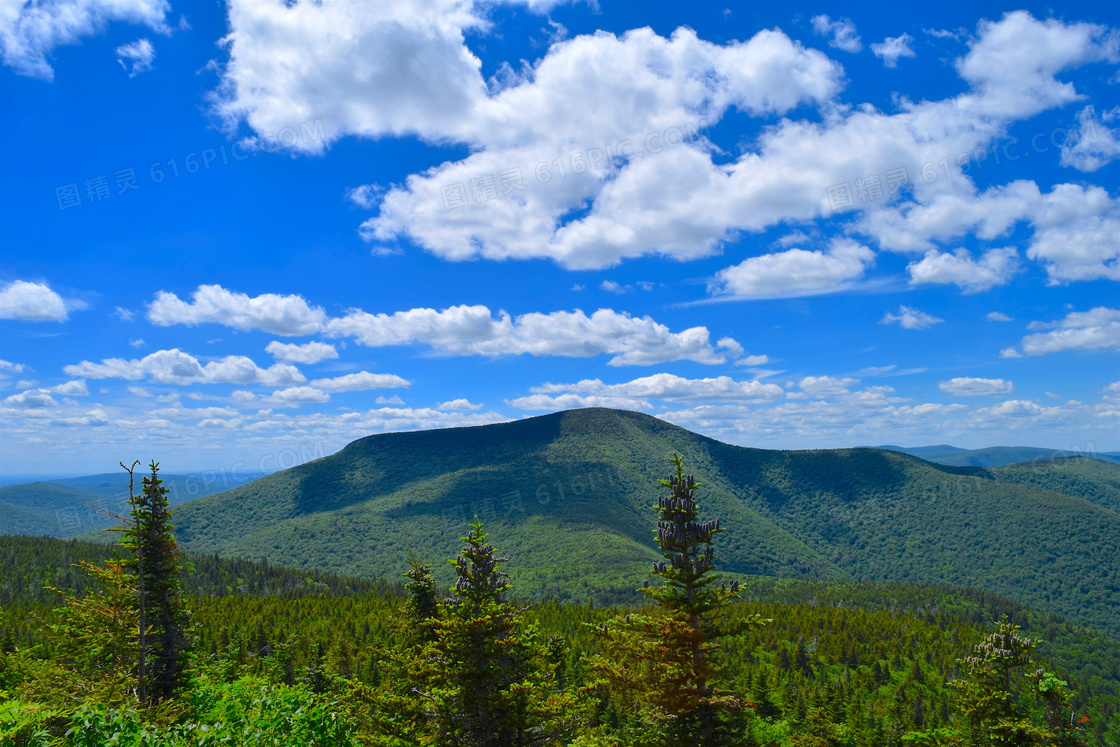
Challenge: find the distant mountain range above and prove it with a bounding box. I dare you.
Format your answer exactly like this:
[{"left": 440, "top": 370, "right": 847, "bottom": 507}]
[
  {"left": 5, "top": 409, "right": 1118, "bottom": 635},
  {"left": 0, "top": 470, "right": 264, "bottom": 538},
  {"left": 33, "top": 407, "right": 1110, "bottom": 637},
  {"left": 877, "top": 444, "right": 1120, "bottom": 468}
]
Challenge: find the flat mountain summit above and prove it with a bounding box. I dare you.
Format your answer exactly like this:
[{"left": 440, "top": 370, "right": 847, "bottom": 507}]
[{"left": 77, "top": 408, "right": 1119, "bottom": 634}]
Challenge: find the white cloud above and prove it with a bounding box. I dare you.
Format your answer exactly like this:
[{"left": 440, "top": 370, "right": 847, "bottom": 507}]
[
  {"left": 906, "top": 247, "right": 1019, "bottom": 293},
  {"left": 148, "top": 285, "right": 327, "bottom": 336},
  {"left": 506, "top": 392, "right": 652, "bottom": 411},
  {"left": 63, "top": 348, "right": 306, "bottom": 386},
  {"left": 212, "top": 9, "right": 1118, "bottom": 276},
  {"left": 265, "top": 340, "right": 339, "bottom": 364},
  {"left": 863, "top": 181, "right": 1119, "bottom": 284},
  {"left": 365, "top": 25, "right": 843, "bottom": 269},
  {"left": 716, "top": 337, "right": 744, "bottom": 357},
  {"left": 599, "top": 280, "right": 654, "bottom": 294},
  {"left": 871, "top": 33, "right": 915, "bottom": 67},
  {"left": 880, "top": 305, "right": 944, "bottom": 330},
  {"left": 986, "top": 312, "right": 1012, "bottom": 322},
  {"left": 308, "top": 371, "right": 411, "bottom": 392},
  {"left": 1060, "top": 105, "right": 1120, "bottom": 172},
  {"left": 1027, "top": 184, "right": 1120, "bottom": 284},
  {"left": 269, "top": 386, "right": 330, "bottom": 404},
  {"left": 437, "top": 398, "right": 483, "bottom": 411},
  {"left": 799, "top": 376, "right": 858, "bottom": 398},
  {"left": 1006, "top": 307, "right": 1120, "bottom": 356},
  {"left": 0, "top": 280, "right": 69, "bottom": 321},
  {"left": 2, "top": 389, "right": 57, "bottom": 408},
  {"left": 924, "top": 28, "right": 966, "bottom": 41},
  {"left": 600, "top": 280, "right": 628, "bottom": 294},
  {"left": 146, "top": 285, "right": 734, "bottom": 367},
  {"left": 655, "top": 392, "right": 973, "bottom": 448},
  {"left": 709, "top": 239, "right": 875, "bottom": 299},
  {"left": 955, "top": 11, "right": 1118, "bottom": 120},
  {"left": 325, "top": 305, "right": 736, "bottom": 366},
  {"left": 346, "top": 184, "right": 383, "bottom": 209},
  {"left": 51, "top": 408, "right": 109, "bottom": 427},
  {"left": 512, "top": 373, "right": 786, "bottom": 411},
  {"left": 938, "top": 377, "right": 1014, "bottom": 396},
  {"left": 1026, "top": 307, "right": 1119, "bottom": 331},
  {"left": 116, "top": 37, "right": 154, "bottom": 76},
  {"left": 964, "top": 398, "right": 1079, "bottom": 429},
  {"left": 211, "top": 0, "right": 493, "bottom": 151},
  {"left": 810, "top": 15, "right": 863, "bottom": 53},
  {"left": 1, "top": 0, "right": 171, "bottom": 80},
  {"left": 375, "top": 395, "right": 405, "bottom": 405},
  {"left": 50, "top": 380, "right": 88, "bottom": 396},
  {"left": 220, "top": 8, "right": 842, "bottom": 268},
  {"left": 198, "top": 417, "right": 245, "bottom": 429},
  {"left": 0, "top": 360, "right": 27, "bottom": 375},
  {"left": 115, "top": 306, "right": 134, "bottom": 321},
  {"left": 735, "top": 354, "right": 770, "bottom": 367},
  {"left": 149, "top": 405, "right": 241, "bottom": 420}
]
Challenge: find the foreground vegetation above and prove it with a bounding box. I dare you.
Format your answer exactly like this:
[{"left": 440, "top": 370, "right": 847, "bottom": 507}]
[{"left": 1, "top": 457, "right": 1117, "bottom": 745}]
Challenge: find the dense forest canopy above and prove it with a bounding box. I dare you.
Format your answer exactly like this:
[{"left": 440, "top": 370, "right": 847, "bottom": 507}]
[{"left": 2, "top": 451, "right": 1117, "bottom": 745}]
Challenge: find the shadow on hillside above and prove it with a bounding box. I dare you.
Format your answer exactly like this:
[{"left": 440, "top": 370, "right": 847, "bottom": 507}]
[
  {"left": 380, "top": 457, "right": 650, "bottom": 544},
  {"left": 291, "top": 415, "right": 566, "bottom": 514}
]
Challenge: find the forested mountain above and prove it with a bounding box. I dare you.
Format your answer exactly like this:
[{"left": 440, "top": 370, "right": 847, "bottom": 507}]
[
  {"left": 0, "top": 471, "right": 263, "bottom": 539},
  {"left": 990, "top": 457, "right": 1120, "bottom": 515},
  {"left": 879, "top": 444, "right": 1120, "bottom": 467},
  {"left": 68, "top": 408, "right": 1119, "bottom": 636}
]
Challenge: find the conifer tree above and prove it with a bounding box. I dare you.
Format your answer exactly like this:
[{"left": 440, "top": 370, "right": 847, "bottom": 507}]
[
  {"left": 422, "top": 520, "right": 579, "bottom": 746},
  {"left": 952, "top": 617, "right": 1086, "bottom": 746},
  {"left": 590, "top": 454, "right": 765, "bottom": 746},
  {"left": 117, "top": 460, "right": 191, "bottom": 703},
  {"left": 370, "top": 552, "right": 444, "bottom": 745},
  {"left": 405, "top": 549, "right": 440, "bottom": 644},
  {"left": 8, "top": 556, "right": 140, "bottom": 708},
  {"left": 905, "top": 617, "right": 1088, "bottom": 746}
]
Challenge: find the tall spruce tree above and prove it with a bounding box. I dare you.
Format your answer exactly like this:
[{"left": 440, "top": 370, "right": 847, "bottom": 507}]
[
  {"left": 952, "top": 617, "right": 1086, "bottom": 747},
  {"left": 118, "top": 460, "right": 191, "bottom": 704},
  {"left": 905, "top": 617, "right": 1088, "bottom": 746},
  {"left": 590, "top": 454, "right": 765, "bottom": 746},
  {"left": 370, "top": 552, "right": 445, "bottom": 744},
  {"left": 426, "top": 519, "right": 579, "bottom": 746},
  {"left": 8, "top": 556, "right": 140, "bottom": 709}
]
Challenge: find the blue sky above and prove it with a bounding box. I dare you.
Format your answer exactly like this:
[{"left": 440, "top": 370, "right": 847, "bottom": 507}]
[{"left": 1, "top": 0, "right": 1118, "bottom": 475}]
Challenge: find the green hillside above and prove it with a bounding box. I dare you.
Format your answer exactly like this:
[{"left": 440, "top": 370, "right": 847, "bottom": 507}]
[
  {"left": 0, "top": 471, "right": 260, "bottom": 539},
  {"left": 0, "top": 501, "right": 54, "bottom": 538},
  {"left": 0, "top": 482, "right": 115, "bottom": 538},
  {"left": 990, "top": 457, "right": 1120, "bottom": 515},
  {"left": 709, "top": 442, "right": 1120, "bottom": 634},
  {"left": 80, "top": 408, "right": 1120, "bottom": 638},
  {"left": 881, "top": 444, "right": 1120, "bottom": 467}
]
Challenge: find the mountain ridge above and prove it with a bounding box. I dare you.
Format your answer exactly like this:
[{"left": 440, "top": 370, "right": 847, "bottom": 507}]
[
  {"left": 878, "top": 443, "right": 1120, "bottom": 467},
  {"left": 52, "top": 407, "right": 1117, "bottom": 635}
]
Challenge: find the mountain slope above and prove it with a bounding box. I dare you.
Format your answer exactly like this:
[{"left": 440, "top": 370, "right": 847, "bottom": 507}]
[
  {"left": 162, "top": 409, "right": 844, "bottom": 606},
  {"left": 990, "top": 457, "right": 1120, "bottom": 515},
  {"left": 711, "top": 442, "right": 1120, "bottom": 633},
  {"left": 880, "top": 444, "right": 1120, "bottom": 467},
  {"left": 0, "top": 471, "right": 262, "bottom": 539},
  {"left": 78, "top": 408, "right": 1120, "bottom": 635}
]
